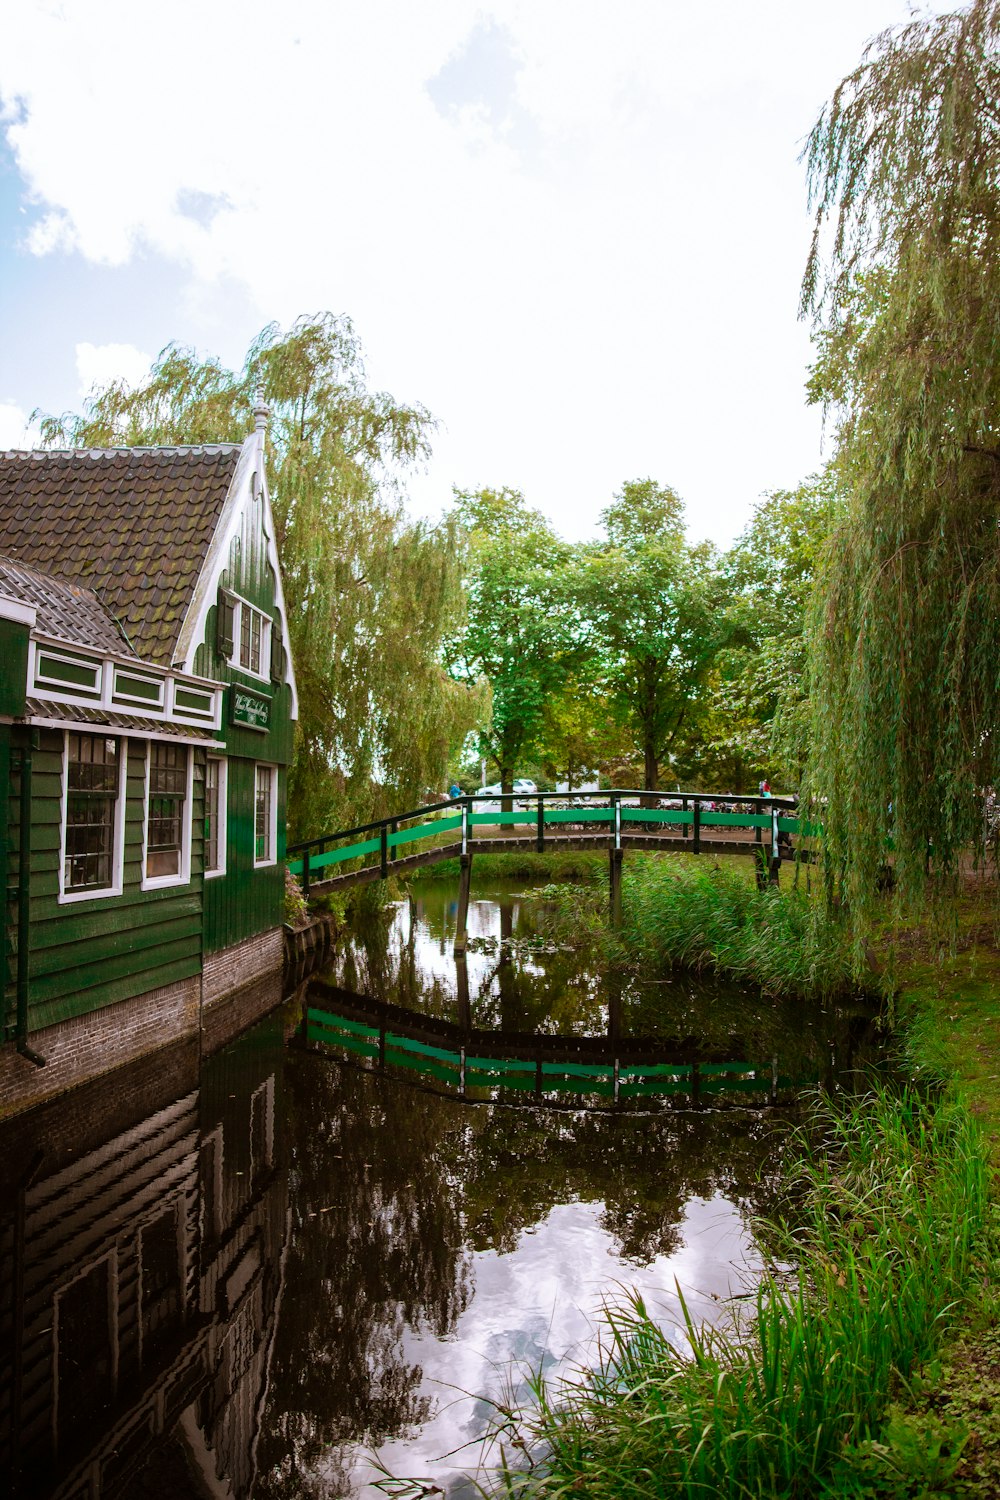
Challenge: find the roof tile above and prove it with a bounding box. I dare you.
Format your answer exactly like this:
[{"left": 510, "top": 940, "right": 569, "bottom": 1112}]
[{"left": 0, "top": 554, "right": 134, "bottom": 655}]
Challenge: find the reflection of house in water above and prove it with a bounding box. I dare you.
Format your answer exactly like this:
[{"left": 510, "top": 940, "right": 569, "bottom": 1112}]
[{"left": 0, "top": 986, "right": 287, "bottom": 1499}]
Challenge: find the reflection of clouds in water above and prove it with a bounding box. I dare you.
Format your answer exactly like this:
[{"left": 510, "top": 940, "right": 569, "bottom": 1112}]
[
  {"left": 407, "top": 897, "right": 501, "bottom": 999},
  {"left": 364, "top": 1193, "right": 762, "bottom": 1497},
  {"left": 333, "top": 883, "right": 609, "bottom": 1033}
]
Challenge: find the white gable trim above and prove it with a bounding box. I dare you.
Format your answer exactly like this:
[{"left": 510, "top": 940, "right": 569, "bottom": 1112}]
[{"left": 173, "top": 429, "right": 299, "bottom": 719}]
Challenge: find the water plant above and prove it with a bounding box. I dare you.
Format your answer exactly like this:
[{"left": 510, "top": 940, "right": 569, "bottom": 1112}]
[
  {"left": 483, "top": 1084, "right": 989, "bottom": 1498},
  {"left": 532, "top": 855, "right": 863, "bottom": 1000}
]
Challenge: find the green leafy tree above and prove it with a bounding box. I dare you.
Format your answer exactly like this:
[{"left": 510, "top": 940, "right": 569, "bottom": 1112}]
[
  {"left": 712, "top": 470, "right": 842, "bottom": 792},
  {"left": 37, "top": 315, "right": 484, "bottom": 836},
  {"left": 537, "top": 674, "right": 635, "bottom": 790},
  {"left": 575, "top": 480, "right": 735, "bottom": 791},
  {"left": 444, "top": 488, "right": 581, "bottom": 792},
  {"left": 801, "top": 0, "right": 1000, "bottom": 915}
]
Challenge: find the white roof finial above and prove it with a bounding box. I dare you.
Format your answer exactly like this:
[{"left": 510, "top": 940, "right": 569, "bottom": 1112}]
[{"left": 252, "top": 382, "right": 270, "bottom": 437}]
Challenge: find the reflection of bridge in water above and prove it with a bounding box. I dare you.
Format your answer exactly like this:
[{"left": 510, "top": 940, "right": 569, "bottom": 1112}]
[
  {"left": 302, "top": 979, "right": 849, "bottom": 1110},
  {"left": 288, "top": 790, "right": 809, "bottom": 949}
]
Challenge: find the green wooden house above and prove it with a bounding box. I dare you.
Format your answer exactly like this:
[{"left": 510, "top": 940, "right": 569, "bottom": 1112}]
[{"left": 0, "top": 407, "right": 298, "bottom": 1118}]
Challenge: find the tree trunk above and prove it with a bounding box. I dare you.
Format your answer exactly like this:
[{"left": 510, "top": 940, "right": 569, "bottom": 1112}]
[
  {"left": 643, "top": 741, "right": 658, "bottom": 798},
  {"left": 500, "top": 764, "right": 515, "bottom": 826}
]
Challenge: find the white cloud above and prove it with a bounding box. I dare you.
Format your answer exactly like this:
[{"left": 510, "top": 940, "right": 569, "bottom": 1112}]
[
  {"left": 0, "top": 401, "right": 33, "bottom": 449},
  {"left": 0, "top": 0, "right": 956, "bottom": 544},
  {"left": 75, "top": 341, "right": 154, "bottom": 400}
]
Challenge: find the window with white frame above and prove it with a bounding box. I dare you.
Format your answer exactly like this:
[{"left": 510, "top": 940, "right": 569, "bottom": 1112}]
[
  {"left": 205, "top": 757, "right": 227, "bottom": 876},
  {"left": 63, "top": 732, "right": 121, "bottom": 895},
  {"left": 254, "top": 764, "right": 277, "bottom": 866},
  {"left": 233, "top": 599, "right": 271, "bottom": 678},
  {"left": 145, "top": 741, "right": 190, "bottom": 882}
]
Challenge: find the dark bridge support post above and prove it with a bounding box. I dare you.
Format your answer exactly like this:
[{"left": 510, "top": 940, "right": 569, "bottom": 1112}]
[
  {"left": 609, "top": 848, "right": 623, "bottom": 929},
  {"left": 454, "top": 852, "right": 473, "bottom": 955},
  {"left": 456, "top": 950, "right": 471, "bottom": 1033}
]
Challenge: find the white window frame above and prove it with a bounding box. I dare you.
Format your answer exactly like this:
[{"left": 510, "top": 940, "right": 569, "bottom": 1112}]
[
  {"left": 58, "top": 730, "right": 126, "bottom": 904},
  {"left": 229, "top": 593, "right": 272, "bottom": 684},
  {"left": 141, "top": 741, "right": 194, "bottom": 891},
  {"left": 204, "top": 755, "right": 228, "bottom": 879},
  {"left": 253, "top": 763, "right": 278, "bottom": 868}
]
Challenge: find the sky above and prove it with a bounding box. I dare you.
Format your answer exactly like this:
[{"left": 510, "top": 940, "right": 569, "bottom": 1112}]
[{"left": 0, "top": 0, "right": 948, "bottom": 549}]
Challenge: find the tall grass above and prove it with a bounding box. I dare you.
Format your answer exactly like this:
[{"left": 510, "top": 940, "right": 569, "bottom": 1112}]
[
  {"left": 486, "top": 1085, "right": 988, "bottom": 1499},
  {"left": 623, "top": 857, "right": 859, "bottom": 999}
]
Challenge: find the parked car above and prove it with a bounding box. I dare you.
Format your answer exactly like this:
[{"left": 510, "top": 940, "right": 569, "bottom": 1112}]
[{"left": 476, "top": 779, "right": 537, "bottom": 815}]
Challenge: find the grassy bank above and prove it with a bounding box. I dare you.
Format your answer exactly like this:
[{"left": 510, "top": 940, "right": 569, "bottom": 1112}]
[
  {"left": 623, "top": 855, "right": 860, "bottom": 999},
  {"left": 844, "top": 894, "right": 1000, "bottom": 1497}
]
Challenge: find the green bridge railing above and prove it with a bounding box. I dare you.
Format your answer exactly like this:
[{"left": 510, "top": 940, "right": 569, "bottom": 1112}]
[{"left": 288, "top": 789, "right": 813, "bottom": 893}]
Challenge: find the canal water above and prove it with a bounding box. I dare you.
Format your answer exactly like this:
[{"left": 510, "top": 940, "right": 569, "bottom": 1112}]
[{"left": 0, "top": 877, "right": 882, "bottom": 1499}]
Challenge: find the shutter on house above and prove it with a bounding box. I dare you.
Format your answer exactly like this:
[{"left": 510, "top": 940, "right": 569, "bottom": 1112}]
[
  {"left": 217, "top": 588, "right": 235, "bottom": 658},
  {"left": 270, "top": 618, "right": 285, "bottom": 682}
]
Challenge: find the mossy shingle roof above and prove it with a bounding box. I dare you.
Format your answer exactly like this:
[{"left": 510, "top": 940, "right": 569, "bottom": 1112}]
[
  {"left": 0, "top": 554, "right": 136, "bottom": 655},
  {"left": 0, "top": 445, "right": 242, "bottom": 666}
]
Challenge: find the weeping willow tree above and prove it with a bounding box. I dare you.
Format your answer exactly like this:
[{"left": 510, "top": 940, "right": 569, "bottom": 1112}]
[
  {"left": 38, "top": 314, "right": 485, "bottom": 837},
  {"left": 802, "top": 0, "right": 1000, "bottom": 920}
]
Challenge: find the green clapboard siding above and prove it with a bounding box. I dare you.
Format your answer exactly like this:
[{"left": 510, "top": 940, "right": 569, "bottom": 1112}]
[
  {"left": 202, "top": 756, "right": 285, "bottom": 954},
  {"left": 187, "top": 476, "right": 295, "bottom": 955},
  {"left": 7, "top": 731, "right": 205, "bottom": 1035}
]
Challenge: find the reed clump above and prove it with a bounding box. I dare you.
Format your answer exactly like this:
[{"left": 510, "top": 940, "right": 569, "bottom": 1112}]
[
  {"left": 623, "top": 857, "right": 859, "bottom": 999},
  {"left": 487, "top": 1085, "right": 988, "bottom": 1499}
]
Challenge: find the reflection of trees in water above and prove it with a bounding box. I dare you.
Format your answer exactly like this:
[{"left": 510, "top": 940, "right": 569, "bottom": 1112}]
[
  {"left": 336, "top": 887, "right": 609, "bottom": 1037},
  {"left": 256, "top": 1045, "right": 799, "bottom": 1497},
  {"left": 334, "top": 901, "right": 454, "bottom": 1019},
  {"left": 440, "top": 1101, "right": 794, "bottom": 1266},
  {"left": 254, "top": 1055, "right": 473, "bottom": 1499},
  {"left": 474, "top": 898, "right": 608, "bottom": 1036},
  {"left": 329, "top": 883, "right": 880, "bottom": 1079},
  {"left": 624, "top": 979, "right": 883, "bottom": 1083}
]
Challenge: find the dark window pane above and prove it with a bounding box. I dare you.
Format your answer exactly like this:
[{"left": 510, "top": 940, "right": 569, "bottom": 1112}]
[
  {"left": 205, "top": 759, "right": 222, "bottom": 872},
  {"left": 64, "top": 734, "right": 119, "bottom": 890},
  {"left": 255, "top": 766, "right": 272, "bottom": 862},
  {"left": 146, "top": 743, "right": 187, "bottom": 879}
]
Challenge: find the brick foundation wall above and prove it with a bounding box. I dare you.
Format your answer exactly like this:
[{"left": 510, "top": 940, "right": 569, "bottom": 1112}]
[
  {"left": 203, "top": 928, "right": 284, "bottom": 1004},
  {"left": 0, "top": 974, "right": 200, "bottom": 1123},
  {"left": 201, "top": 969, "right": 284, "bottom": 1057}
]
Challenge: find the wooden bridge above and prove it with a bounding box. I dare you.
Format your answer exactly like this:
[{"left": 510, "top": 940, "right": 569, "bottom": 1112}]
[{"left": 287, "top": 789, "right": 808, "bottom": 950}]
